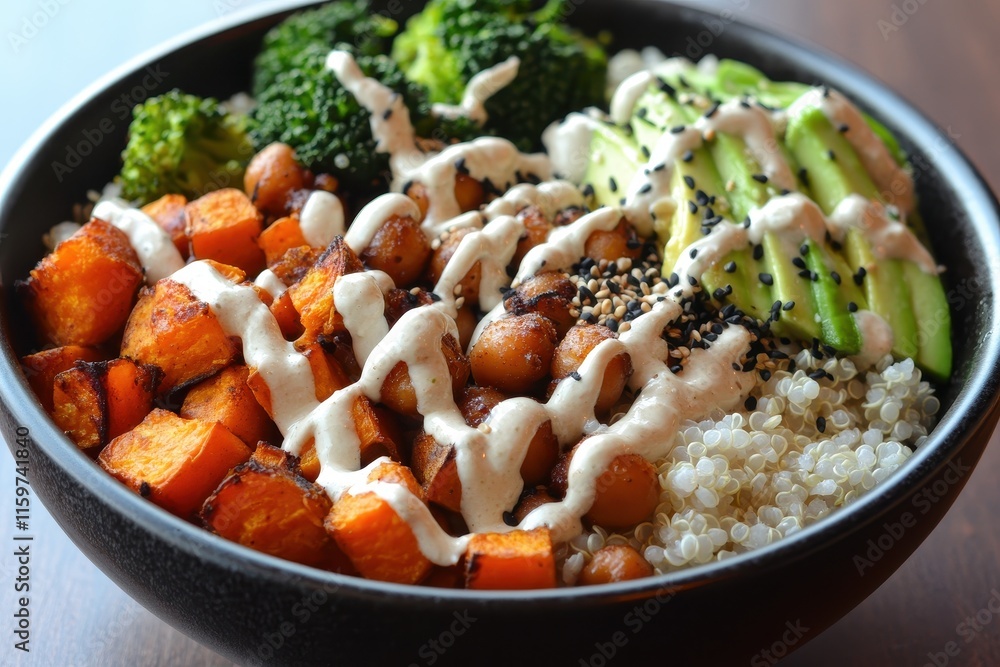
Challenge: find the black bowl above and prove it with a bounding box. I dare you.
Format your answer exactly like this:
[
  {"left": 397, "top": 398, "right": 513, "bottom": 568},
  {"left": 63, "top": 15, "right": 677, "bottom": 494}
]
[{"left": 2, "top": 1, "right": 999, "bottom": 665}]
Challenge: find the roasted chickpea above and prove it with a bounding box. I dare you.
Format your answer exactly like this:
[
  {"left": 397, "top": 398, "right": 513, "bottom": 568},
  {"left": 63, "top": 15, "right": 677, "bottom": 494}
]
[
  {"left": 244, "top": 143, "right": 307, "bottom": 217},
  {"left": 510, "top": 205, "right": 553, "bottom": 269},
  {"left": 512, "top": 486, "right": 558, "bottom": 524},
  {"left": 505, "top": 271, "right": 577, "bottom": 336},
  {"left": 426, "top": 226, "right": 482, "bottom": 303},
  {"left": 470, "top": 313, "right": 557, "bottom": 395},
  {"left": 359, "top": 215, "right": 431, "bottom": 287},
  {"left": 585, "top": 453, "right": 660, "bottom": 531},
  {"left": 551, "top": 324, "right": 632, "bottom": 414},
  {"left": 457, "top": 386, "right": 558, "bottom": 485},
  {"left": 584, "top": 218, "right": 642, "bottom": 263},
  {"left": 380, "top": 334, "right": 470, "bottom": 417},
  {"left": 577, "top": 545, "right": 654, "bottom": 585}
]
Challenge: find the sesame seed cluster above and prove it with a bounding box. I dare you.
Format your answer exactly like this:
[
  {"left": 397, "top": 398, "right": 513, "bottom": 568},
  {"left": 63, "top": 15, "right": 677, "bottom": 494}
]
[{"left": 561, "top": 349, "right": 938, "bottom": 582}]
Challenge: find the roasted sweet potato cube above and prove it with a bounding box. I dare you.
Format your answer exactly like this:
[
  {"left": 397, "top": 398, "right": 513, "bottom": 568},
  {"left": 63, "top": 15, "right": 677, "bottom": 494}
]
[
  {"left": 270, "top": 291, "right": 303, "bottom": 341},
  {"left": 180, "top": 365, "right": 279, "bottom": 447},
  {"left": 465, "top": 528, "right": 556, "bottom": 590},
  {"left": 325, "top": 461, "right": 432, "bottom": 584},
  {"left": 21, "top": 346, "right": 104, "bottom": 413},
  {"left": 287, "top": 237, "right": 364, "bottom": 345},
  {"left": 411, "top": 433, "right": 461, "bottom": 513},
  {"left": 142, "top": 193, "right": 189, "bottom": 259},
  {"left": 18, "top": 219, "right": 143, "bottom": 347},
  {"left": 202, "top": 443, "right": 352, "bottom": 572},
  {"left": 186, "top": 188, "right": 265, "bottom": 275},
  {"left": 120, "top": 262, "right": 244, "bottom": 393},
  {"left": 98, "top": 409, "right": 251, "bottom": 518},
  {"left": 296, "top": 395, "right": 402, "bottom": 483},
  {"left": 269, "top": 246, "right": 321, "bottom": 287},
  {"left": 258, "top": 217, "right": 308, "bottom": 266},
  {"left": 52, "top": 358, "right": 160, "bottom": 450}
]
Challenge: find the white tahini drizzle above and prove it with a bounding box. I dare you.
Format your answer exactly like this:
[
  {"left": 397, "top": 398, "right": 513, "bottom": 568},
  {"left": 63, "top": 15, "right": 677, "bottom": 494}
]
[
  {"left": 299, "top": 190, "right": 345, "bottom": 248},
  {"left": 829, "top": 194, "right": 938, "bottom": 273},
  {"left": 432, "top": 57, "right": 521, "bottom": 126},
  {"left": 92, "top": 199, "right": 185, "bottom": 282}
]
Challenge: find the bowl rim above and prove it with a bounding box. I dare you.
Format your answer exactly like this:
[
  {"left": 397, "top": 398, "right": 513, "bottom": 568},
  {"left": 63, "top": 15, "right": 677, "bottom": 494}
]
[{"left": 2, "top": 0, "right": 1000, "bottom": 607}]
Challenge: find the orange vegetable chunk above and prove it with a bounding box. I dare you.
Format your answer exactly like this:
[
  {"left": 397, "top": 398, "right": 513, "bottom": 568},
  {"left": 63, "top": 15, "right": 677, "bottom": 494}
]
[
  {"left": 258, "top": 216, "right": 308, "bottom": 266},
  {"left": 465, "top": 528, "right": 556, "bottom": 590},
  {"left": 201, "top": 444, "right": 351, "bottom": 572},
  {"left": 98, "top": 408, "right": 251, "bottom": 519},
  {"left": 120, "top": 261, "right": 244, "bottom": 394},
  {"left": 18, "top": 218, "right": 143, "bottom": 347},
  {"left": 287, "top": 237, "right": 364, "bottom": 345},
  {"left": 141, "top": 193, "right": 189, "bottom": 258},
  {"left": 52, "top": 358, "right": 159, "bottom": 450},
  {"left": 185, "top": 188, "right": 266, "bottom": 275},
  {"left": 180, "top": 365, "right": 279, "bottom": 447},
  {"left": 21, "top": 345, "right": 104, "bottom": 413},
  {"left": 325, "top": 461, "right": 432, "bottom": 584}
]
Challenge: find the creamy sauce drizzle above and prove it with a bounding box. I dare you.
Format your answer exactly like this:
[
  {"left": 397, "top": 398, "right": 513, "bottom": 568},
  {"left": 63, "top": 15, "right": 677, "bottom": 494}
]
[
  {"left": 168, "top": 51, "right": 936, "bottom": 569},
  {"left": 299, "top": 191, "right": 345, "bottom": 248},
  {"left": 829, "top": 194, "right": 938, "bottom": 273},
  {"left": 92, "top": 200, "right": 185, "bottom": 283},
  {"left": 432, "top": 57, "right": 521, "bottom": 126}
]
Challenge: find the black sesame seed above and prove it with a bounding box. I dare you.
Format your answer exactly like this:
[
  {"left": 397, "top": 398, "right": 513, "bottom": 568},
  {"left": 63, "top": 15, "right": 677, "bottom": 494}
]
[
  {"left": 658, "top": 78, "right": 677, "bottom": 97},
  {"left": 798, "top": 269, "right": 813, "bottom": 279},
  {"left": 848, "top": 301, "right": 859, "bottom": 313},
  {"left": 382, "top": 108, "right": 394, "bottom": 120},
  {"left": 798, "top": 167, "right": 810, "bottom": 188},
  {"left": 639, "top": 183, "right": 653, "bottom": 195},
  {"left": 139, "top": 481, "right": 151, "bottom": 497},
  {"left": 671, "top": 364, "right": 684, "bottom": 374},
  {"left": 455, "top": 157, "right": 469, "bottom": 174},
  {"left": 816, "top": 416, "right": 827, "bottom": 433},
  {"left": 696, "top": 190, "right": 710, "bottom": 206},
  {"left": 724, "top": 261, "right": 737, "bottom": 273},
  {"left": 830, "top": 271, "right": 841, "bottom": 285},
  {"left": 808, "top": 369, "right": 827, "bottom": 380},
  {"left": 582, "top": 183, "right": 595, "bottom": 198},
  {"left": 712, "top": 287, "right": 727, "bottom": 300},
  {"left": 503, "top": 511, "right": 517, "bottom": 527},
  {"left": 759, "top": 272, "right": 774, "bottom": 286},
  {"left": 653, "top": 162, "right": 667, "bottom": 172},
  {"left": 606, "top": 318, "right": 619, "bottom": 332},
  {"left": 792, "top": 257, "right": 807, "bottom": 270},
  {"left": 760, "top": 369, "right": 772, "bottom": 381},
  {"left": 745, "top": 396, "right": 758, "bottom": 411},
  {"left": 854, "top": 267, "right": 867, "bottom": 285},
  {"left": 838, "top": 123, "right": 850, "bottom": 133},
  {"left": 753, "top": 245, "right": 764, "bottom": 261},
  {"left": 689, "top": 248, "right": 699, "bottom": 259},
  {"left": 684, "top": 175, "right": 696, "bottom": 189},
  {"left": 429, "top": 292, "right": 442, "bottom": 302},
  {"left": 782, "top": 301, "right": 796, "bottom": 311},
  {"left": 569, "top": 371, "right": 583, "bottom": 381},
  {"left": 687, "top": 200, "right": 698, "bottom": 214},
  {"left": 827, "top": 149, "right": 836, "bottom": 161},
  {"left": 688, "top": 275, "right": 698, "bottom": 286},
  {"left": 670, "top": 125, "right": 686, "bottom": 134},
  {"left": 704, "top": 102, "right": 721, "bottom": 118},
  {"left": 752, "top": 173, "right": 769, "bottom": 184},
  {"left": 668, "top": 272, "right": 680, "bottom": 287},
  {"left": 743, "top": 216, "right": 752, "bottom": 229},
  {"left": 800, "top": 242, "right": 810, "bottom": 256},
  {"left": 609, "top": 177, "right": 618, "bottom": 193},
  {"left": 682, "top": 150, "right": 694, "bottom": 163},
  {"left": 641, "top": 145, "right": 651, "bottom": 159}
]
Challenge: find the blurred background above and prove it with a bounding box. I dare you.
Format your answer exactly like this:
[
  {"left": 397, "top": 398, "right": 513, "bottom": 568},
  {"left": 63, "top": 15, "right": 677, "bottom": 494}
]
[{"left": 1, "top": 0, "right": 997, "bottom": 664}]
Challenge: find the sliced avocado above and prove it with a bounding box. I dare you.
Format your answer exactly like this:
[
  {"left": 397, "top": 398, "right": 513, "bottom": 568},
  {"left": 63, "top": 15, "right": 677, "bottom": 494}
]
[
  {"left": 801, "top": 239, "right": 861, "bottom": 354},
  {"left": 902, "top": 261, "right": 952, "bottom": 381},
  {"left": 581, "top": 120, "right": 644, "bottom": 210}
]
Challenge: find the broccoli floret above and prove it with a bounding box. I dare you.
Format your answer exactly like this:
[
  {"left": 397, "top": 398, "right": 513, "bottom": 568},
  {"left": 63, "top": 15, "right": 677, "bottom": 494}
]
[
  {"left": 252, "top": 0, "right": 398, "bottom": 96},
  {"left": 117, "top": 90, "right": 253, "bottom": 205},
  {"left": 392, "top": 0, "right": 608, "bottom": 152},
  {"left": 249, "top": 45, "right": 451, "bottom": 192}
]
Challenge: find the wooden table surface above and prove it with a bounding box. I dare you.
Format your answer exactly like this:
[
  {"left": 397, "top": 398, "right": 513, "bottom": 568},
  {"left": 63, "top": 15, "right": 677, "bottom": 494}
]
[{"left": 2, "top": 0, "right": 999, "bottom": 665}]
